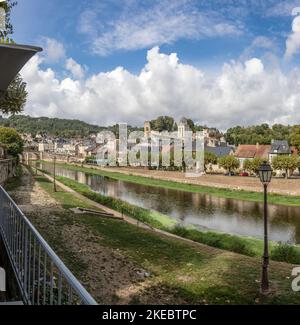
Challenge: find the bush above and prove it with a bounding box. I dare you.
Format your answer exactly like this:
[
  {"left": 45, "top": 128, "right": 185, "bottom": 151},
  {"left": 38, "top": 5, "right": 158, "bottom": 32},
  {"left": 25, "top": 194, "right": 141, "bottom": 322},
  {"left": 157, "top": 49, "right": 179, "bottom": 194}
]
[
  {"left": 172, "top": 227, "right": 255, "bottom": 257},
  {"left": 271, "top": 244, "right": 300, "bottom": 264}
]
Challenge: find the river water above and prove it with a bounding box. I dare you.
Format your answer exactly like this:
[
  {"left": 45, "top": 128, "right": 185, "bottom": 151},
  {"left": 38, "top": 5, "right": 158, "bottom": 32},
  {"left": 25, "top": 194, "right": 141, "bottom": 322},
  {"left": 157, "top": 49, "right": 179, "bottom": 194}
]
[{"left": 36, "top": 162, "right": 300, "bottom": 244}]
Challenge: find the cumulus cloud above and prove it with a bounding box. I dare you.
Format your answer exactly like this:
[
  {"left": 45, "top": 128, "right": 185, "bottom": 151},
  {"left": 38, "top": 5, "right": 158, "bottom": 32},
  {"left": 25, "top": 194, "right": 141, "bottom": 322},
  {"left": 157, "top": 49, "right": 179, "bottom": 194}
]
[
  {"left": 42, "top": 37, "right": 66, "bottom": 64},
  {"left": 79, "top": 0, "right": 242, "bottom": 56},
  {"left": 285, "top": 15, "right": 300, "bottom": 60},
  {"left": 20, "top": 47, "right": 300, "bottom": 129},
  {"left": 65, "top": 58, "right": 85, "bottom": 79}
]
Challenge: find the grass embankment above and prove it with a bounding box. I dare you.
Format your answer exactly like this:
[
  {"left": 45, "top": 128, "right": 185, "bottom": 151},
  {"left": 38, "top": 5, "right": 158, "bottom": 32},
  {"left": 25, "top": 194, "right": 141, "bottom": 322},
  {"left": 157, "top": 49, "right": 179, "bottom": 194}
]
[
  {"left": 37, "top": 165, "right": 300, "bottom": 265},
  {"left": 22, "top": 170, "right": 300, "bottom": 304},
  {"left": 40, "top": 161, "right": 300, "bottom": 207}
]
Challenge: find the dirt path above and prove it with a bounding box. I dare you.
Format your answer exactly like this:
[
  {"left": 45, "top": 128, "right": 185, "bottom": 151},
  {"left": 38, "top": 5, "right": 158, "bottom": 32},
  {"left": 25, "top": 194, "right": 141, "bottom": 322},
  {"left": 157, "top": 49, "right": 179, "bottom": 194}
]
[{"left": 8, "top": 167, "right": 185, "bottom": 304}]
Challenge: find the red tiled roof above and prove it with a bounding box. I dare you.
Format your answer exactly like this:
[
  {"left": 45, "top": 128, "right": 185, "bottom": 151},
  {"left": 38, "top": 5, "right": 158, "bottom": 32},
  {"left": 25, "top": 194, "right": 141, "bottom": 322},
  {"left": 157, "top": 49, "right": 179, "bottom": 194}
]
[{"left": 234, "top": 145, "right": 271, "bottom": 159}]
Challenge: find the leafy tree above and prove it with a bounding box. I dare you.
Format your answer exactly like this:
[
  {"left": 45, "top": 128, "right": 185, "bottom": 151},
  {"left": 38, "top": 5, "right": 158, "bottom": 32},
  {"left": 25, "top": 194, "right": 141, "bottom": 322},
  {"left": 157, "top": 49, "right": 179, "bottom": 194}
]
[
  {"left": 225, "top": 124, "right": 292, "bottom": 146},
  {"left": 0, "top": 0, "right": 17, "bottom": 39},
  {"left": 0, "top": 74, "right": 27, "bottom": 114},
  {"left": 204, "top": 151, "right": 218, "bottom": 172},
  {"left": 251, "top": 158, "right": 264, "bottom": 175},
  {"left": 272, "top": 155, "right": 299, "bottom": 179},
  {"left": 0, "top": 1, "right": 27, "bottom": 115},
  {"left": 290, "top": 125, "right": 300, "bottom": 151},
  {"left": 150, "top": 116, "right": 175, "bottom": 132},
  {"left": 243, "top": 159, "right": 253, "bottom": 173},
  {"left": 0, "top": 127, "right": 23, "bottom": 157},
  {"left": 218, "top": 156, "right": 240, "bottom": 174}
]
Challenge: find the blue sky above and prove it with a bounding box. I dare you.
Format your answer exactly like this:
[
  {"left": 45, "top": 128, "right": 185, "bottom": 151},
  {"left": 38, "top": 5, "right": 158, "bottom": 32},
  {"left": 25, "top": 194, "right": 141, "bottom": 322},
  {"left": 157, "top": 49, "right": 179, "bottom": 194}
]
[
  {"left": 12, "top": 0, "right": 300, "bottom": 74},
  {"left": 10, "top": 0, "right": 300, "bottom": 128}
]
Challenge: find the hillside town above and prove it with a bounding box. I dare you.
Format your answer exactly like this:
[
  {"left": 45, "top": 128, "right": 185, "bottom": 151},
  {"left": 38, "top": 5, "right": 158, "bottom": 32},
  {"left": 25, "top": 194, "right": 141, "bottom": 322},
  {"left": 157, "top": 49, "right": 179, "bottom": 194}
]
[{"left": 15, "top": 116, "right": 300, "bottom": 178}]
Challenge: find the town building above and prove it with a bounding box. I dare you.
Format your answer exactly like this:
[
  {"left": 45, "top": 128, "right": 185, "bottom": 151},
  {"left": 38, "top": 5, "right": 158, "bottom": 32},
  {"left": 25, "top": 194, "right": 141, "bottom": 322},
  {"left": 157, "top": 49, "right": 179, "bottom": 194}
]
[
  {"left": 234, "top": 143, "right": 271, "bottom": 165},
  {"left": 268, "top": 140, "right": 291, "bottom": 161}
]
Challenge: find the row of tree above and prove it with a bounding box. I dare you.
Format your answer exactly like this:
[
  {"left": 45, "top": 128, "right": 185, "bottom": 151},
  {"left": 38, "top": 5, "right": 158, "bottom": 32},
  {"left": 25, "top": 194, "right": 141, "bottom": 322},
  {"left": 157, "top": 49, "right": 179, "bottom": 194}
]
[
  {"left": 225, "top": 123, "right": 300, "bottom": 150},
  {"left": 205, "top": 152, "right": 300, "bottom": 178}
]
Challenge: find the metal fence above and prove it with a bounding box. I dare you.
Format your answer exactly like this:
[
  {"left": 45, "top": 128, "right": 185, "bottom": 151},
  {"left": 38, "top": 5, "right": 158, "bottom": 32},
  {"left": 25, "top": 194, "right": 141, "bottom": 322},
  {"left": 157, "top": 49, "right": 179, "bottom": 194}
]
[{"left": 0, "top": 186, "right": 97, "bottom": 305}]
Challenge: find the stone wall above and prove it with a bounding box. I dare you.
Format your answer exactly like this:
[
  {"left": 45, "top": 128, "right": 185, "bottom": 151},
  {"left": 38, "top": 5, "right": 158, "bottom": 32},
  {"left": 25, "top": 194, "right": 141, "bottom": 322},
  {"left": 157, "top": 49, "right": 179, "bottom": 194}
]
[{"left": 0, "top": 159, "right": 17, "bottom": 185}]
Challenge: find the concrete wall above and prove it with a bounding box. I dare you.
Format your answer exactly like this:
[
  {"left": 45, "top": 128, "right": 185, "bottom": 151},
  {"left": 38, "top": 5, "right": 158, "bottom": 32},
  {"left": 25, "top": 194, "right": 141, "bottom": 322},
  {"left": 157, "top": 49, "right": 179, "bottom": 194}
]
[{"left": 0, "top": 159, "right": 16, "bottom": 186}]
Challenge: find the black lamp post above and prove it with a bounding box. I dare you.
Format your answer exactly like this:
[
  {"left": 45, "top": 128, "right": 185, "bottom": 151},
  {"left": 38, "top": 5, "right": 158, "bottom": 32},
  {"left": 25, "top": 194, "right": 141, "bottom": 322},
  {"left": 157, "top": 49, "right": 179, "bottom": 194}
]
[{"left": 258, "top": 161, "right": 273, "bottom": 294}]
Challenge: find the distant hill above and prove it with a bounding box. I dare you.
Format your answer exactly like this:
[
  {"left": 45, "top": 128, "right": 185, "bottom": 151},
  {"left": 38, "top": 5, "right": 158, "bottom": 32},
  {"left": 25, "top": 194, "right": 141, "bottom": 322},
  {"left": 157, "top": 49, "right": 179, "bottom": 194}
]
[{"left": 0, "top": 115, "right": 104, "bottom": 138}]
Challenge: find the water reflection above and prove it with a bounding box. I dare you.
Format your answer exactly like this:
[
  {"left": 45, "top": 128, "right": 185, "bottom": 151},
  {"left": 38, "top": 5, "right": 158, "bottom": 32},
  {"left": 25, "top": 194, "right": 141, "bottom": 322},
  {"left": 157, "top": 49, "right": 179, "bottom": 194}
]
[{"left": 37, "top": 162, "right": 300, "bottom": 244}]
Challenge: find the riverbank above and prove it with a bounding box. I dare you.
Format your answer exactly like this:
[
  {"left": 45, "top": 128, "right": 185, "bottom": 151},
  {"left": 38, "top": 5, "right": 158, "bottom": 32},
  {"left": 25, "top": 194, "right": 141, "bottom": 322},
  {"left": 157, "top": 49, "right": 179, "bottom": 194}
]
[
  {"left": 6, "top": 167, "right": 300, "bottom": 304},
  {"left": 38, "top": 160, "right": 300, "bottom": 206}
]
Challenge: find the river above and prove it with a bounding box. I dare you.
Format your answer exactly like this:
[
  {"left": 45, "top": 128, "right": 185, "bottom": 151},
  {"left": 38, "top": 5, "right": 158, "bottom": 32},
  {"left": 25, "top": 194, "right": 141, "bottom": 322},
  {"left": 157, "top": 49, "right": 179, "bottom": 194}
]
[{"left": 36, "top": 162, "right": 300, "bottom": 244}]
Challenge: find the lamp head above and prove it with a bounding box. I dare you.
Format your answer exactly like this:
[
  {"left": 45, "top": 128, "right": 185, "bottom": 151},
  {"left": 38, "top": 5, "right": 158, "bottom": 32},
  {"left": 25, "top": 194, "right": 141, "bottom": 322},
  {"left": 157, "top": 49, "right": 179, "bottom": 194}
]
[{"left": 258, "top": 161, "right": 273, "bottom": 185}]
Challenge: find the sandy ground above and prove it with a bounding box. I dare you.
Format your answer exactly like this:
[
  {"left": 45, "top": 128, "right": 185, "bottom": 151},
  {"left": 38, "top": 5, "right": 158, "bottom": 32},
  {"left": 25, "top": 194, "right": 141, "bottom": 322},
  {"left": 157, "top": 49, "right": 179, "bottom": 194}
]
[
  {"left": 95, "top": 166, "right": 300, "bottom": 196},
  {"left": 8, "top": 168, "right": 185, "bottom": 304}
]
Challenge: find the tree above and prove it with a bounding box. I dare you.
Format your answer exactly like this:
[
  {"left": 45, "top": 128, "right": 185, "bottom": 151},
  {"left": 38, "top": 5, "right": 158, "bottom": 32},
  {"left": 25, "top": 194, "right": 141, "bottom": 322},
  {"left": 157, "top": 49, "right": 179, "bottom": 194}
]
[
  {"left": 290, "top": 125, "right": 300, "bottom": 151},
  {"left": 243, "top": 157, "right": 263, "bottom": 175},
  {"left": 225, "top": 124, "right": 292, "bottom": 146},
  {"left": 0, "top": 0, "right": 17, "bottom": 39},
  {"left": 0, "top": 1, "right": 27, "bottom": 115},
  {"left": 0, "top": 74, "right": 27, "bottom": 114},
  {"left": 204, "top": 152, "right": 218, "bottom": 172},
  {"left": 0, "top": 127, "right": 23, "bottom": 157},
  {"left": 243, "top": 159, "right": 253, "bottom": 173},
  {"left": 271, "top": 155, "right": 299, "bottom": 179},
  {"left": 150, "top": 116, "right": 175, "bottom": 132},
  {"left": 251, "top": 158, "right": 264, "bottom": 175},
  {"left": 218, "top": 156, "right": 240, "bottom": 174}
]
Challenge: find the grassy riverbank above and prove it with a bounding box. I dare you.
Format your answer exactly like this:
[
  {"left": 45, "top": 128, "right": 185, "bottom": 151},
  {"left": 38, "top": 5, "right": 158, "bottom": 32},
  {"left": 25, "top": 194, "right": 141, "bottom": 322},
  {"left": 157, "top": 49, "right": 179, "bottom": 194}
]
[
  {"left": 13, "top": 168, "right": 300, "bottom": 304},
  {"left": 38, "top": 161, "right": 300, "bottom": 206},
  {"left": 35, "top": 165, "right": 300, "bottom": 264}
]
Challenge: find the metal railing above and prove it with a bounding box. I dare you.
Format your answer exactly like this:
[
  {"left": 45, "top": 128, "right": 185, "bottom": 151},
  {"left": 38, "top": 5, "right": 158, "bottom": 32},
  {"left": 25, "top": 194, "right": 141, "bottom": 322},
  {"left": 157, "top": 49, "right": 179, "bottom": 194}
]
[{"left": 0, "top": 186, "right": 97, "bottom": 305}]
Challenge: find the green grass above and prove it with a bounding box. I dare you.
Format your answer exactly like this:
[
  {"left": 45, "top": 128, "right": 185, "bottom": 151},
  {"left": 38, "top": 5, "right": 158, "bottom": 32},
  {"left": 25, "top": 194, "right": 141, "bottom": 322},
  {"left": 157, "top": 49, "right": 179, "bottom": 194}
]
[
  {"left": 24, "top": 169, "right": 300, "bottom": 305},
  {"left": 36, "top": 167, "right": 300, "bottom": 264},
  {"left": 39, "top": 161, "right": 300, "bottom": 207}
]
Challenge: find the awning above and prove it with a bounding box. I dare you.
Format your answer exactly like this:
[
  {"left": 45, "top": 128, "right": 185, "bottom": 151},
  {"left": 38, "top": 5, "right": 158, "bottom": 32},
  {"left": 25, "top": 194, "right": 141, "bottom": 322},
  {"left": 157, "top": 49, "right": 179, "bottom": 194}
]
[{"left": 0, "top": 43, "right": 42, "bottom": 91}]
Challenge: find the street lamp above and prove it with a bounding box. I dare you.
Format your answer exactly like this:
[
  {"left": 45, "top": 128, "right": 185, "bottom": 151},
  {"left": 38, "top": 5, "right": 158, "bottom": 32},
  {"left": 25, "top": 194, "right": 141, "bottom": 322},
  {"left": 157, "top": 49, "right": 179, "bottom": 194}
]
[{"left": 258, "top": 161, "right": 273, "bottom": 294}]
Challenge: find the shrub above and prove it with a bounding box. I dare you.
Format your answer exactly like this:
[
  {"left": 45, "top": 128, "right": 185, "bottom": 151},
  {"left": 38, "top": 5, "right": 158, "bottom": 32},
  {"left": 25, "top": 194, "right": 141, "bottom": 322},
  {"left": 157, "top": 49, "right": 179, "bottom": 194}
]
[{"left": 271, "top": 244, "right": 300, "bottom": 264}]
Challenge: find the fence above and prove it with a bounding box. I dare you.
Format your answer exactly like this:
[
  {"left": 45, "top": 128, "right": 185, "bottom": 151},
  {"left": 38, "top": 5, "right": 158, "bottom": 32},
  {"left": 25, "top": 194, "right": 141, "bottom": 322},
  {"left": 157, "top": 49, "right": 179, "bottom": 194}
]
[{"left": 0, "top": 186, "right": 97, "bottom": 305}]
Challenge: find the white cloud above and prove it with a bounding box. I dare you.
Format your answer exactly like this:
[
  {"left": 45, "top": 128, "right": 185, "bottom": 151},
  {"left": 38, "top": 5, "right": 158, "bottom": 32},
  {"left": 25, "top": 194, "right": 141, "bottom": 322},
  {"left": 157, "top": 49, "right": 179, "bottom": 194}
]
[
  {"left": 245, "top": 58, "right": 264, "bottom": 76},
  {"left": 285, "top": 15, "right": 300, "bottom": 60},
  {"left": 79, "top": 0, "right": 242, "bottom": 56},
  {"left": 42, "top": 37, "right": 66, "bottom": 64},
  {"left": 65, "top": 58, "right": 85, "bottom": 79},
  {"left": 21, "top": 47, "right": 300, "bottom": 129}
]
